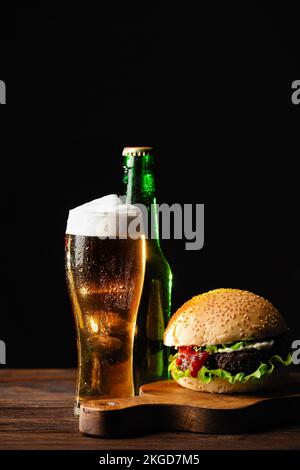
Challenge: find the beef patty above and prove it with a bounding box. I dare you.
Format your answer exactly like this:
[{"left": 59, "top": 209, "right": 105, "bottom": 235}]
[{"left": 205, "top": 332, "right": 291, "bottom": 375}]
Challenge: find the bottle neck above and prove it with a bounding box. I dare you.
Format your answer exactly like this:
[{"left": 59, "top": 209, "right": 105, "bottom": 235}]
[{"left": 123, "top": 153, "right": 160, "bottom": 244}]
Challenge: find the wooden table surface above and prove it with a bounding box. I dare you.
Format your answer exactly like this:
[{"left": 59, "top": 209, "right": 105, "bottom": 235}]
[{"left": 0, "top": 369, "right": 300, "bottom": 450}]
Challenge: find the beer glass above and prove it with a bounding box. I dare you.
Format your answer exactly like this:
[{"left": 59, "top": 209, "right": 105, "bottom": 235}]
[{"left": 65, "top": 196, "right": 145, "bottom": 416}]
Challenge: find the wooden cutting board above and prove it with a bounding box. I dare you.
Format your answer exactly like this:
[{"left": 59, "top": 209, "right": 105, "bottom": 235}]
[{"left": 79, "top": 374, "right": 300, "bottom": 437}]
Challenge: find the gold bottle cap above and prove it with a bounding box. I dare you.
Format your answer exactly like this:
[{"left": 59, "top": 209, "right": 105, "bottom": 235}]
[{"left": 122, "top": 147, "right": 153, "bottom": 157}]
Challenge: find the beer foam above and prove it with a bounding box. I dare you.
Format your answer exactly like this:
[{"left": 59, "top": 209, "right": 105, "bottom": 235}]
[{"left": 66, "top": 194, "right": 143, "bottom": 238}]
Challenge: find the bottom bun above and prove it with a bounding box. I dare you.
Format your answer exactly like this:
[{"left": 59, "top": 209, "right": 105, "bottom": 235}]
[{"left": 175, "top": 367, "right": 290, "bottom": 394}]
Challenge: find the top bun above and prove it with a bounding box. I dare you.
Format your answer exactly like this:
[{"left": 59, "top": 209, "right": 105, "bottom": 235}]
[{"left": 163, "top": 288, "right": 287, "bottom": 347}]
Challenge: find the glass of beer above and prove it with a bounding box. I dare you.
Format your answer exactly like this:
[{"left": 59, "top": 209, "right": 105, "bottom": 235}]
[{"left": 65, "top": 195, "right": 145, "bottom": 416}]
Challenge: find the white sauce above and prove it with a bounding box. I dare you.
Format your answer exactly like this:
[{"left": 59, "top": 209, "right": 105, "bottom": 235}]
[{"left": 217, "top": 340, "right": 274, "bottom": 353}]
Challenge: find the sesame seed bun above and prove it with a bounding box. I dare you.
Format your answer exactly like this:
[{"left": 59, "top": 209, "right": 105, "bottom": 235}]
[
  {"left": 175, "top": 365, "right": 289, "bottom": 393},
  {"left": 164, "top": 288, "right": 287, "bottom": 347}
]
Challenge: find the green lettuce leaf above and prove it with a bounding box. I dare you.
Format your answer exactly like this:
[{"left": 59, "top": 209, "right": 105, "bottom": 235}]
[
  {"left": 168, "top": 352, "right": 292, "bottom": 385},
  {"left": 192, "top": 339, "right": 260, "bottom": 354},
  {"left": 204, "top": 344, "right": 219, "bottom": 354},
  {"left": 215, "top": 339, "right": 255, "bottom": 352},
  {"left": 226, "top": 341, "right": 244, "bottom": 351}
]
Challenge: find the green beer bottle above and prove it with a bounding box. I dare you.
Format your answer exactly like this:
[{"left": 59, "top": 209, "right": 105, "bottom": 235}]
[{"left": 122, "top": 147, "right": 173, "bottom": 391}]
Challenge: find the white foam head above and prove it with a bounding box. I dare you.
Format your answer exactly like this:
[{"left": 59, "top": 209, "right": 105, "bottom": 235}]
[{"left": 66, "top": 194, "right": 143, "bottom": 238}]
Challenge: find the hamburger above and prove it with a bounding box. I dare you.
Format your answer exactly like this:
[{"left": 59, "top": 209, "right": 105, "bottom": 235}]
[{"left": 164, "top": 289, "right": 292, "bottom": 393}]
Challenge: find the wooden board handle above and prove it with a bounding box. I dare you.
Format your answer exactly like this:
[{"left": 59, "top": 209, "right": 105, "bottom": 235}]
[{"left": 79, "top": 379, "right": 300, "bottom": 437}]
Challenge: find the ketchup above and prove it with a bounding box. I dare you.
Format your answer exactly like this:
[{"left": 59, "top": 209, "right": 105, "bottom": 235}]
[{"left": 176, "top": 346, "right": 209, "bottom": 377}]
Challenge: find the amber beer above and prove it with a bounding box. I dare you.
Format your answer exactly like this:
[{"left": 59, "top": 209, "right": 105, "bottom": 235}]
[{"left": 65, "top": 197, "right": 145, "bottom": 416}]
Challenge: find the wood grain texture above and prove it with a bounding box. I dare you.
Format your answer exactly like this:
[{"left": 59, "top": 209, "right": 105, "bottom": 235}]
[
  {"left": 1, "top": 369, "right": 300, "bottom": 450},
  {"left": 79, "top": 377, "right": 300, "bottom": 437}
]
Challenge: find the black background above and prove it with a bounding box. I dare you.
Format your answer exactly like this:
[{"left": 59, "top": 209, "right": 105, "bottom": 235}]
[{"left": 0, "top": 4, "right": 299, "bottom": 367}]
